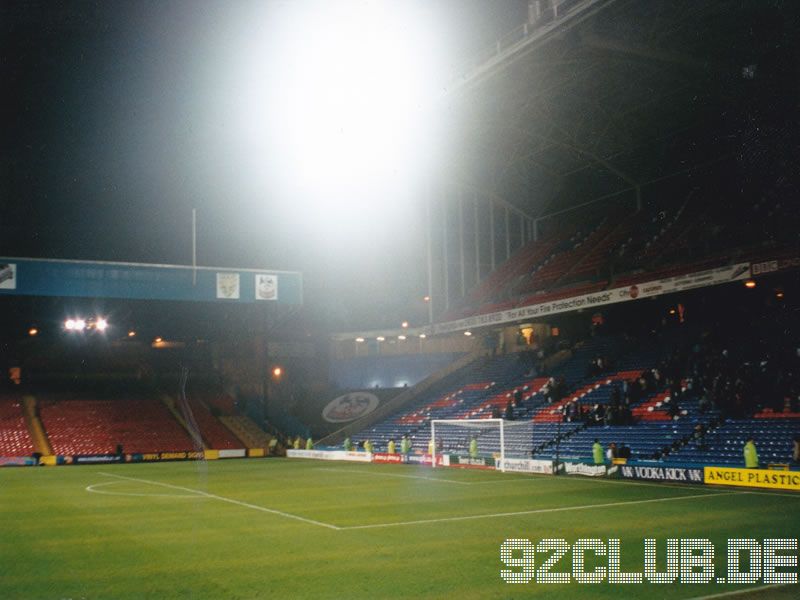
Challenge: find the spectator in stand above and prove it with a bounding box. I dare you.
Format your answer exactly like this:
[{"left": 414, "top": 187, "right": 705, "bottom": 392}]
[
  {"left": 793, "top": 437, "right": 800, "bottom": 464},
  {"left": 667, "top": 398, "right": 681, "bottom": 419},
  {"left": 605, "top": 404, "right": 617, "bottom": 426},
  {"left": 564, "top": 400, "right": 577, "bottom": 423},
  {"left": 743, "top": 438, "right": 759, "bottom": 469},
  {"left": 610, "top": 385, "right": 621, "bottom": 409},
  {"left": 606, "top": 442, "right": 617, "bottom": 462},
  {"left": 504, "top": 400, "right": 515, "bottom": 421},
  {"left": 653, "top": 368, "right": 663, "bottom": 388},
  {"left": 593, "top": 404, "right": 606, "bottom": 426},
  {"left": 618, "top": 443, "right": 631, "bottom": 461},
  {"left": 693, "top": 424, "right": 707, "bottom": 450},
  {"left": 620, "top": 404, "right": 633, "bottom": 425},
  {"left": 698, "top": 392, "right": 711, "bottom": 413},
  {"left": 592, "top": 439, "right": 604, "bottom": 465}
]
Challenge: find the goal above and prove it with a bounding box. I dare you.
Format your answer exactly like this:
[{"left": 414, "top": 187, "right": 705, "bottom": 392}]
[{"left": 430, "top": 419, "right": 538, "bottom": 471}]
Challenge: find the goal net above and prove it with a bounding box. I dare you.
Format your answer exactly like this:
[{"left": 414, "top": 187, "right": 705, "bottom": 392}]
[{"left": 430, "top": 419, "right": 537, "bottom": 471}]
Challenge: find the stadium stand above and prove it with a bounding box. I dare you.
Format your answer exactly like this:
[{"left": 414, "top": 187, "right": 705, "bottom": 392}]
[
  {"left": 219, "top": 415, "right": 272, "bottom": 450},
  {"left": 350, "top": 296, "right": 800, "bottom": 467},
  {"left": 39, "top": 395, "right": 196, "bottom": 455},
  {"left": 437, "top": 189, "right": 797, "bottom": 329},
  {"left": 182, "top": 396, "right": 243, "bottom": 450},
  {"left": 0, "top": 394, "right": 34, "bottom": 456}
]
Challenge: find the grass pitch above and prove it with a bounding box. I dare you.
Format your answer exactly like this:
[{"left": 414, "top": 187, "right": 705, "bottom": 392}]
[{"left": 2, "top": 458, "right": 799, "bottom": 599}]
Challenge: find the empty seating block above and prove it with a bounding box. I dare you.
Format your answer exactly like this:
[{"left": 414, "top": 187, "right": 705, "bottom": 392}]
[
  {"left": 39, "top": 396, "right": 196, "bottom": 455},
  {"left": 0, "top": 395, "right": 35, "bottom": 457}
]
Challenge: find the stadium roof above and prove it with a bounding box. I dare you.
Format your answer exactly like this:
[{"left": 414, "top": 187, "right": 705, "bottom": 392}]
[
  {"left": 1, "top": 1, "right": 796, "bottom": 331},
  {"left": 441, "top": 0, "right": 799, "bottom": 219}
]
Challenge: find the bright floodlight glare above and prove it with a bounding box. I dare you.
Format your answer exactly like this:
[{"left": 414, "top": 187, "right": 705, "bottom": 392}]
[
  {"left": 65, "top": 319, "right": 75, "bottom": 330},
  {"left": 241, "top": 0, "right": 448, "bottom": 228},
  {"left": 74, "top": 319, "right": 86, "bottom": 331},
  {"left": 95, "top": 318, "right": 108, "bottom": 331}
]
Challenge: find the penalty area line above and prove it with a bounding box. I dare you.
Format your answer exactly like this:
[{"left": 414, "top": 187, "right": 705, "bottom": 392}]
[
  {"left": 97, "top": 472, "right": 341, "bottom": 530},
  {"left": 339, "top": 490, "right": 744, "bottom": 531}
]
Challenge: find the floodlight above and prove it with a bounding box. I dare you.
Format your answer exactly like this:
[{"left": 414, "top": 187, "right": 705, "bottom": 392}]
[
  {"left": 95, "top": 318, "right": 108, "bottom": 331},
  {"left": 65, "top": 319, "right": 75, "bottom": 330},
  {"left": 236, "top": 0, "right": 448, "bottom": 233},
  {"left": 28, "top": 328, "right": 38, "bottom": 336},
  {"left": 74, "top": 319, "right": 86, "bottom": 331}
]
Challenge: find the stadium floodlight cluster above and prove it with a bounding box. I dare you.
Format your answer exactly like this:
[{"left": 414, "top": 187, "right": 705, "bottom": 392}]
[{"left": 64, "top": 317, "right": 108, "bottom": 332}]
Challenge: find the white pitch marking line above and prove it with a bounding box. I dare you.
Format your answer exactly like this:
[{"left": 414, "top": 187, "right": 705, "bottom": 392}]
[
  {"left": 688, "top": 582, "right": 793, "bottom": 599},
  {"left": 86, "top": 480, "right": 200, "bottom": 498},
  {"left": 339, "top": 491, "right": 744, "bottom": 530},
  {"left": 315, "top": 467, "right": 472, "bottom": 485},
  {"left": 98, "top": 472, "right": 341, "bottom": 530}
]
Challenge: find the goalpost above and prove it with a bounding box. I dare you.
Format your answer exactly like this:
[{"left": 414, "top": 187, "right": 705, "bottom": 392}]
[
  {"left": 430, "top": 418, "right": 506, "bottom": 471},
  {"left": 430, "top": 419, "right": 539, "bottom": 472}
]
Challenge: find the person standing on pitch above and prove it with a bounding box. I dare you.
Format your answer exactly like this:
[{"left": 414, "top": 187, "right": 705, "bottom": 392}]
[
  {"left": 387, "top": 439, "right": 396, "bottom": 455},
  {"left": 306, "top": 437, "right": 313, "bottom": 450},
  {"left": 469, "top": 437, "right": 478, "bottom": 459},
  {"left": 592, "top": 439, "right": 604, "bottom": 465},
  {"left": 401, "top": 434, "right": 410, "bottom": 456},
  {"left": 343, "top": 436, "right": 352, "bottom": 451},
  {"left": 428, "top": 437, "right": 435, "bottom": 456},
  {"left": 744, "top": 437, "right": 759, "bottom": 468},
  {"left": 364, "top": 439, "right": 373, "bottom": 454}
]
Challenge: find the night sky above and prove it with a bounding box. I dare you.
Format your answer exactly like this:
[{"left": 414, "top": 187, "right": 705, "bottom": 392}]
[{"left": 1, "top": 1, "right": 528, "bottom": 331}]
